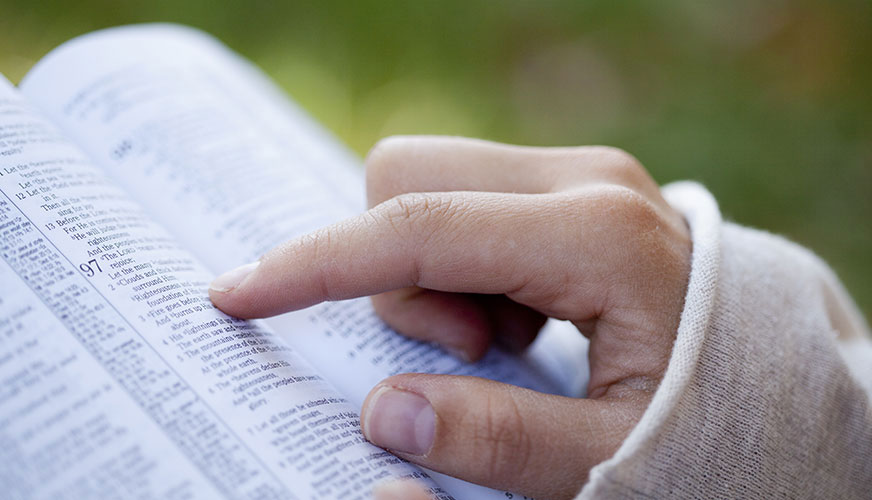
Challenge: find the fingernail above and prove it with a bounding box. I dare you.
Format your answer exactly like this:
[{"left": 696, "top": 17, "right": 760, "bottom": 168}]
[
  {"left": 373, "top": 480, "right": 428, "bottom": 500},
  {"left": 209, "top": 261, "right": 259, "bottom": 293},
  {"left": 372, "top": 482, "right": 404, "bottom": 500},
  {"left": 445, "top": 345, "right": 471, "bottom": 363},
  {"left": 363, "top": 386, "right": 435, "bottom": 456}
]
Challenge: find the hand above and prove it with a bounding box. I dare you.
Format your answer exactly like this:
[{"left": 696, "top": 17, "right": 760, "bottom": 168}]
[{"left": 209, "top": 136, "right": 692, "bottom": 499}]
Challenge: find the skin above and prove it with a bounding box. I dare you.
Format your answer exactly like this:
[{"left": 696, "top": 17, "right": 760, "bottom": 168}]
[{"left": 209, "top": 136, "right": 692, "bottom": 499}]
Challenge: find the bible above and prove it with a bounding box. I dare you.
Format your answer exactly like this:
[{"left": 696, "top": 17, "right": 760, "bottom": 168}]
[{"left": 0, "top": 24, "right": 588, "bottom": 500}]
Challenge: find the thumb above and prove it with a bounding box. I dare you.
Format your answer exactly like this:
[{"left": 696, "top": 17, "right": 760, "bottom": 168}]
[{"left": 361, "top": 374, "right": 649, "bottom": 500}]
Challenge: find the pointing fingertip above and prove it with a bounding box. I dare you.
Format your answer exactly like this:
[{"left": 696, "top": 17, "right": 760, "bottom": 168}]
[{"left": 209, "top": 261, "right": 259, "bottom": 293}]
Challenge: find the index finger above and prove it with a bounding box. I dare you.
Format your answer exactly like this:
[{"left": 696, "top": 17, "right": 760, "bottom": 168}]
[{"left": 208, "top": 190, "right": 604, "bottom": 320}]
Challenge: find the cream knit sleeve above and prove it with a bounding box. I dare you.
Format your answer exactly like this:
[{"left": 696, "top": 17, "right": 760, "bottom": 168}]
[{"left": 577, "top": 182, "right": 872, "bottom": 499}]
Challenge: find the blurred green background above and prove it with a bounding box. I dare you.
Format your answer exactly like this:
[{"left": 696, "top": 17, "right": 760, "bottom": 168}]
[{"left": 1, "top": 0, "right": 870, "bottom": 320}]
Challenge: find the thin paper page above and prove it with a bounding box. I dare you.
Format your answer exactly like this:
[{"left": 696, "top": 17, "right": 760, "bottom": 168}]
[
  {"left": 2, "top": 75, "right": 445, "bottom": 500},
  {"left": 0, "top": 74, "right": 225, "bottom": 500},
  {"left": 20, "top": 25, "right": 587, "bottom": 498},
  {"left": 20, "top": 23, "right": 581, "bottom": 397}
]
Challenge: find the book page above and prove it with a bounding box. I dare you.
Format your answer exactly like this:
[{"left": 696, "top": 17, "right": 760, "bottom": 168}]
[
  {"left": 20, "top": 24, "right": 589, "bottom": 498},
  {"left": 0, "top": 76, "right": 446, "bottom": 499}
]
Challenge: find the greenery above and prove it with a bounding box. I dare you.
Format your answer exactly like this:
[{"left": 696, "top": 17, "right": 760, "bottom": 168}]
[{"left": 2, "top": 0, "right": 870, "bottom": 318}]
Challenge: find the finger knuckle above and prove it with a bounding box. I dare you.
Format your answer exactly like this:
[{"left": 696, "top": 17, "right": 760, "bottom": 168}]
[
  {"left": 379, "top": 193, "right": 457, "bottom": 232},
  {"left": 591, "top": 186, "right": 690, "bottom": 289},
  {"left": 470, "top": 393, "right": 534, "bottom": 485},
  {"left": 593, "top": 146, "right": 646, "bottom": 185},
  {"left": 388, "top": 193, "right": 431, "bottom": 225},
  {"left": 596, "top": 185, "right": 662, "bottom": 232}
]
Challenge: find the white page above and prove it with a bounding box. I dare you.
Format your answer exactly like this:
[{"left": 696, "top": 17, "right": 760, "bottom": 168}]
[
  {"left": 20, "top": 24, "right": 590, "bottom": 498},
  {"left": 0, "top": 76, "right": 448, "bottom": 499},
  {"left": 0, "top": 81, "right": 223, "bottom": 500}
]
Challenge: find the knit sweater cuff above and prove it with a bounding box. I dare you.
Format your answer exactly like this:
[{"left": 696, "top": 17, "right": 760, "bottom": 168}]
[{"left": 577, "top": 182, "right": 872, "bottom": 499}]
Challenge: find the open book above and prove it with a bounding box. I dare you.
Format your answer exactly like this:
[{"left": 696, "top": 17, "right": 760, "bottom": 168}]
[{"left": 0, "top": 24, "right": 588, "bottom": 500}]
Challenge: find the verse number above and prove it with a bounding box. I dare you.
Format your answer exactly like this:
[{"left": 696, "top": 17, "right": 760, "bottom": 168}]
[{"left": 79, "top": 258, "right": 103, "bottom": 277}]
